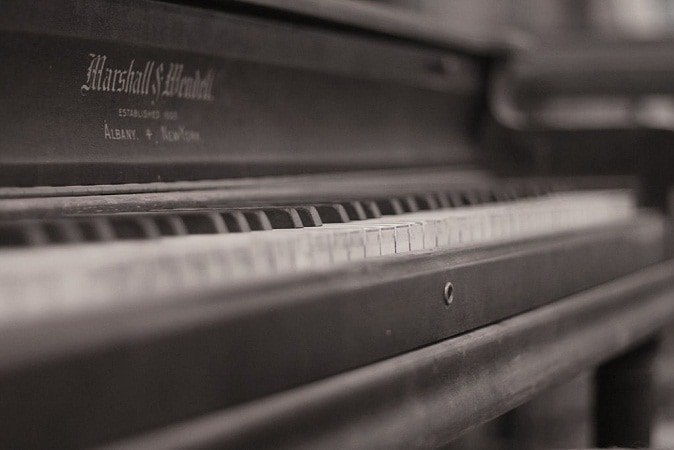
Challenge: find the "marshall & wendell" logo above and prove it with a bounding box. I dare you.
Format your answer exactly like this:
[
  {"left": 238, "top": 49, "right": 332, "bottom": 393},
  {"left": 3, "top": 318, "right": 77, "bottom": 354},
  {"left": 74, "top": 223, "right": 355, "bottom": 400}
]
[{"left": 80, "top": 54, "right": 215, "bottom": 102}]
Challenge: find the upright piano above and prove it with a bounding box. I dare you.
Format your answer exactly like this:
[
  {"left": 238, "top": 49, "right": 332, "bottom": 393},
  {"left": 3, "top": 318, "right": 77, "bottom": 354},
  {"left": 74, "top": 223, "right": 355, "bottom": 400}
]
[{"left": 1, "top": 0, "right": 674, "bottom": 448}]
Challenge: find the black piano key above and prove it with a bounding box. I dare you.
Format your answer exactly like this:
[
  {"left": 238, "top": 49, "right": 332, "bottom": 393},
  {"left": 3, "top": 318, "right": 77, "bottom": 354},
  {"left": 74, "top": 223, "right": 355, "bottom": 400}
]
[
  {"left": 243, "top": 210, "right": 273, "bottom": 231},
  {"left": 78, "top": 218, "right": 116, "bottom": 242},
  {"left": 492, "top": 189, "right": 510, "bottom": 202},
  {"left": 375, "top": 198, "right": 405, "bottom": 215},
  {"left": 414, "top": 194, "right": 439, "bottom": 210},
  {"left": 0, "top": 222, "right": 49, "bottom": 246},
  {"left": 487, "top": 189, "right": 501, "bottom": 202},
  {"left": 361, "top": 201, "right": 382, "bottom": 218},
  {"left": 461, "top": 190, "right": 480, "bottom": 205},
  {"left": 338, "top": 202, "right": 368, "bottom": 221},
  {"left": 434, "top": 192, "right": 451, "bottom": 208},
  {"left": 447, "top": 191, "right": 465, "bottom": 207},
  {"left": 154, "top": 215, "right": 188, "bottom": 236},
  {"left": 400, "top": 196, "right": 420, "bottom": 212},
  {"left": 110, "top": 216, "right": 161, "bottom": 239},
  {"left": 504, "top": 186, "right": 520, "bottom": 199},
  {"left": 527, "top": 183, "right": 546, "bottom": 197},
  {"left": 505, "top": 186, "right": 521, "bottom": 200},
  {"left": 221, "top": 211, "right": 251, "bottom": 232},
  {"left": 554, "top": 181, "right": 573, "bottom": 193},
  {"left": 519, "top": 186, "right": 531, "bottom": 198},
  {"left": 179, "top": 212, "right": 228, "bottom": 234},
  {"left": 292, "top": 206, "right": 323, "bottom": 227},
  {"left": 315, "top": 204, "right": 351, "bottom": 223},
  {"left": 260, "top": 208, "right": 304, "bottom": 229},
  {"left": 43, "top": 220, "right": 84, "bottom": 243},
  {"left": 476, "top": 190, "right": 493, "bottom": 204}
]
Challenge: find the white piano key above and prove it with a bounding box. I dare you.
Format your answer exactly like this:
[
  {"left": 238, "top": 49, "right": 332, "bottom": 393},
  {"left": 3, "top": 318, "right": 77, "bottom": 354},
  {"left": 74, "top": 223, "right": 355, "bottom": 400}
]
[
  {"left": 362, "top": 227, "right": 382, "bottom": 258},
  {"left": 345, "top": 229, "right": 367, "bottom": 261},
  {"left": 378, "top": 225, "right": 396, "bottom": 256},
  {"left": 324, "top": 229, "right": 350, "bottom": 263},
  {"left": 310, "top": 230, "right": 335, "bottom": 267},
  {"left": 322, "top": 224, "right": 379, "bottom": 259},
  {"left": 321, "top": 226, "right": 366, "bottom": 261},
  {"left": 361, "top": 220, "right": 427, "bottom": 252},
  {"left": 358, "top": 222, "right": 410, "bottom": 253},
  {"left": 407, "top": 222, "right": 425, "bottom": 251},
  {"left": 435, "top": 218, "right": 451, "bottom": 247},
  {"left": 269, "top": 231, "right": 308, "bottom": 271},
  {"left": 420, "top": 220, "right": 437, "bottom": 249},
  {"left": 457, "top": 217, "right": 472, "bottom": 244}
]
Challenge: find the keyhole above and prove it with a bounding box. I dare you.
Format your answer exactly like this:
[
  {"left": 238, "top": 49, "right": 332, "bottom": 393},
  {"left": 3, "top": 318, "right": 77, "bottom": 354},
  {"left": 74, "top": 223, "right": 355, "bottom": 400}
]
[{"left": 444, "top": 282, "right": 454, "bottom": 306}]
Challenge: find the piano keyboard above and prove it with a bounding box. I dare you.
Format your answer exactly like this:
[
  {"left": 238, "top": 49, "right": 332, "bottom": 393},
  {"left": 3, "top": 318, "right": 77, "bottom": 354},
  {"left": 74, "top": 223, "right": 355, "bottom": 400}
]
[{"left": 0, "top": 190, "right": 634, "bottom": 323}]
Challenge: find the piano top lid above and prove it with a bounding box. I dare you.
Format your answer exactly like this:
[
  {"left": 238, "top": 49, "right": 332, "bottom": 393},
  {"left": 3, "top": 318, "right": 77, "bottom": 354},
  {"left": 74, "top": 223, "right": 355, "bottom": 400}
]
[{"left": 180, "top": 0, "right": 519, "bottom": 56}]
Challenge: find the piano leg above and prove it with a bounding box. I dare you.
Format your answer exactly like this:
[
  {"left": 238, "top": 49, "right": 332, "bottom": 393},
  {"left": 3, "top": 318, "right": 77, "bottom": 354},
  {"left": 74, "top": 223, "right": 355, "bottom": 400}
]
[
  {"left": 594, "top": 336, "right": 661, "bottom": 448},
  {"left": 500, "top": 373, "right": 593, "bottom": 450}
]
